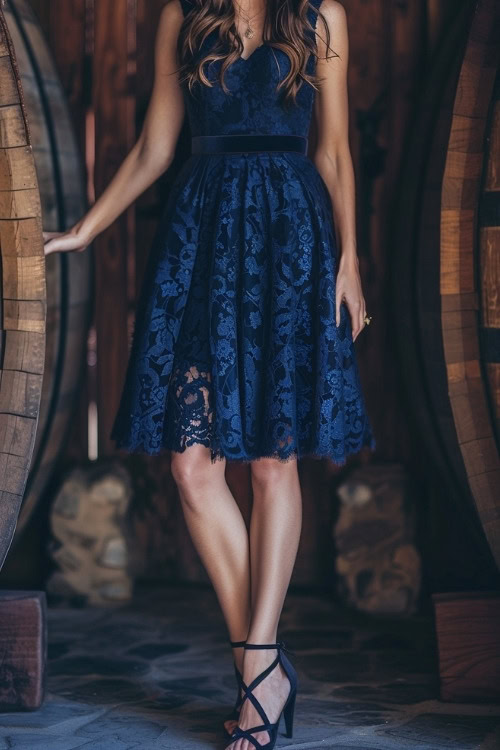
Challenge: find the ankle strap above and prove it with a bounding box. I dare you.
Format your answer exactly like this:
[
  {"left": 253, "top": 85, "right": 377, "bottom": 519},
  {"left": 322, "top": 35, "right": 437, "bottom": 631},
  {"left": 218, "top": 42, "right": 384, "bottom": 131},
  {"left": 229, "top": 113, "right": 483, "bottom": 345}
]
[
  {"left": 245, "top": 640, "right": 294, "bottom": 656},
  {"left": 230, "top": 640, "right": 246, "bottom": 647}
]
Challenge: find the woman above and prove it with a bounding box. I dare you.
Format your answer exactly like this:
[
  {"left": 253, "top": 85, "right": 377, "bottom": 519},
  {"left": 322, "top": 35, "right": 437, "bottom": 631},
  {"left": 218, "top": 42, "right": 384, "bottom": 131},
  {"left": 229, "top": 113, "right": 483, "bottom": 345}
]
[{"left": 44, "top": 0, "right": 375, "bottom": 747}]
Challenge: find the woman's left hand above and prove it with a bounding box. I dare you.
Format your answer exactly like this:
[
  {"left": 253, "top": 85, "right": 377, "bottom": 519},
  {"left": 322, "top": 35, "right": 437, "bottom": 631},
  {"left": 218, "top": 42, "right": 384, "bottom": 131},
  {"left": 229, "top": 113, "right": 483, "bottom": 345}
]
[{"left": 335, "top": 255, "right": 367, "bottom": 342}]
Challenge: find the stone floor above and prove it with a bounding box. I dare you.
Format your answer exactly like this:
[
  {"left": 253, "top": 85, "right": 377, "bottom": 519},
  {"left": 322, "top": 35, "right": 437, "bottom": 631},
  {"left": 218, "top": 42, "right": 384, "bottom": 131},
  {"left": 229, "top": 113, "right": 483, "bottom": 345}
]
[{"left": 0, "top": 583, "right": 499, "bottom": 749}]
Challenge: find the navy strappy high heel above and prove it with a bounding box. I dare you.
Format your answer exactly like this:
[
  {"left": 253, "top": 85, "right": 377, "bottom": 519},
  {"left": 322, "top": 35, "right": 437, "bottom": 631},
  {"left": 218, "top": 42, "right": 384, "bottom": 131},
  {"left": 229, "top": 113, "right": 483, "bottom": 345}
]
[
  {"left": 223, "top": 640, "right": 246, "bottom": 736},
  {"left": 225, "top": 641, "right": 298, "bottom": 749}
]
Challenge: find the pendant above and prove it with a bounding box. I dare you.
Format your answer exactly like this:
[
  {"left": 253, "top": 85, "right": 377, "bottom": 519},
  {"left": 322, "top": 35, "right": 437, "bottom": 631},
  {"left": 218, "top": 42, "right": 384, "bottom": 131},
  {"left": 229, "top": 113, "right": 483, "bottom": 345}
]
[{"left": 244, "top": 26, "right": 255, "bottom": 39}]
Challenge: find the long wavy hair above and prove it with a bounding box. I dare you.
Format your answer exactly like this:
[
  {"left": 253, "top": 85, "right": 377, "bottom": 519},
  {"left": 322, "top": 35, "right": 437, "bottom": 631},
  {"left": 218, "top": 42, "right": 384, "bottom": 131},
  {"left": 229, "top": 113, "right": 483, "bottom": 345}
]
[{"left": 176, "top": 0, "right": 336, "bottom": 104}]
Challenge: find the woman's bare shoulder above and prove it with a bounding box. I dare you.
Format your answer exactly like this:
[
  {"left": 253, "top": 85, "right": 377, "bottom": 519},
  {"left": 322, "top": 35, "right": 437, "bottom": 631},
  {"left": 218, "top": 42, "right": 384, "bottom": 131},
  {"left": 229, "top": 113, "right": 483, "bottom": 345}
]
[
  {"left": 153, "top": 0, "right": 185, "bottom": 54},
  {"left": 159, "top": 0, "right": 185, "bottom": 27},
  {"left": 315, "top": 0, "right": 348, "bottom": 56},
  {"left": 318, "top": 0, "right": 347, "bottom": 23}
]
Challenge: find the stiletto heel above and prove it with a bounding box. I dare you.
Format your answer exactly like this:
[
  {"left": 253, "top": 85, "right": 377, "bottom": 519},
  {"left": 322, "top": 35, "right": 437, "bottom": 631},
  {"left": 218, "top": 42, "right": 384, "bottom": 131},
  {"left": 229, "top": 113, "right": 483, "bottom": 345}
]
[
  {"left": 283, "top": 688, "right": 296, "bottom": 738},
  {"left": 222, "top": 639, "right": 246, "bottom": 737},
  {"left": 225, "top": 641, "right": 298, "bottom": 749}
]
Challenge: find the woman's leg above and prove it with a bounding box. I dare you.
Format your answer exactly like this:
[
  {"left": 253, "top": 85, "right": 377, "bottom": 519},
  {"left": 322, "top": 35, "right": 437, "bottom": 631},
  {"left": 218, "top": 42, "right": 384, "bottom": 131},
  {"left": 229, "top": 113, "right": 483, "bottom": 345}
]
[
  {"left": 168, "top": 361, "right": 251, "bottom": 733},
  {"left": 227, "top": 457, "right": 303, "bottom": 750},
  {"left": 170, "top": 443, "right": 251, "bottom": 662}
]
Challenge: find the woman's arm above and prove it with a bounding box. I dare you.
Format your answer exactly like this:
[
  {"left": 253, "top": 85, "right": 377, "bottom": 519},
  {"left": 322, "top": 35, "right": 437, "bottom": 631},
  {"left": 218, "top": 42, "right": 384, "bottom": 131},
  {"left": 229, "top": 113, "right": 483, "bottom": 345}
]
[
  {"left": 312, "top": 0, "right": 367, "bottom": 341},
  {"left": 44, "top": 0, "right": 185, "bottom": 255}
]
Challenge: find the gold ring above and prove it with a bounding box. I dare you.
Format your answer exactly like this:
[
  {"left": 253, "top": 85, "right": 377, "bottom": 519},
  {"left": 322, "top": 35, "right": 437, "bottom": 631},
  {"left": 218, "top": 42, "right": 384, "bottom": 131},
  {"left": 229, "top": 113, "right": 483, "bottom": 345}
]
[{"left": 364, "top": 315, "right": 372, "bottom": 326}]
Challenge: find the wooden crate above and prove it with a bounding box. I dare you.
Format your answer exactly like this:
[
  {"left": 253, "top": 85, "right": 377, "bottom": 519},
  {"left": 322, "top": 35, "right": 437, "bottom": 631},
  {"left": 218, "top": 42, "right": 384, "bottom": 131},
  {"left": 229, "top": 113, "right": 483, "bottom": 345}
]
[
  {"left": 0, "top": 590, "right": 46, "bottom": 711},
  {"left": 432, "top": 590, "right": 500, "bottom": 702}
]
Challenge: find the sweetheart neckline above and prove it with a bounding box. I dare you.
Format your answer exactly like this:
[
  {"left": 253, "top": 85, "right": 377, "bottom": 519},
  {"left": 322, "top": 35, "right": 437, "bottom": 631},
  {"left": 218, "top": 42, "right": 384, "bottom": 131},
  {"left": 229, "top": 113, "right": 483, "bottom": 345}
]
[{"left": 238, "top": 42, "right": 265, "bottom": 62}]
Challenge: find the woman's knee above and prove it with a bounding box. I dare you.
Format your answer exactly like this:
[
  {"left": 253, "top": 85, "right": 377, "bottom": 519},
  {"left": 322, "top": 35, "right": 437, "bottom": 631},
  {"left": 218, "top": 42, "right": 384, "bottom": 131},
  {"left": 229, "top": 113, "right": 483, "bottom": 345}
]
[
  {"left": 170, "top": 444, "right": 217, "bottom": 492},
  {"left": 250, "top": 456, "right": 298, "bottom": 489}
]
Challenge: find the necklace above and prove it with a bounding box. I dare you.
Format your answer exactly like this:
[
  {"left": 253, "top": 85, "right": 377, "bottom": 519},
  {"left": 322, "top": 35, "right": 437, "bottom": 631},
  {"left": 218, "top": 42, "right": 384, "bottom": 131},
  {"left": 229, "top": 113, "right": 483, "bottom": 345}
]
[{"left": 233, "top": 0, "right": 265, "bottom": 39}]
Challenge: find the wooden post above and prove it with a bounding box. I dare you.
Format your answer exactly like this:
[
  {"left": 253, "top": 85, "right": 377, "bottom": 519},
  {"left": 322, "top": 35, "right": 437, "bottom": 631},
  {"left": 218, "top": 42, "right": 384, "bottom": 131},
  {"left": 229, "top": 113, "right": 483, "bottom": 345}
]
[
  {"left": 426, "top": 0, "right": 463, "bottom": 57},
  {"left": 135, "top": 0, "right": 166, "bottom": 288},
  {"left": 341, "top": 0, "right": 392, "bottom": 460},
  {"left": 93, "top": 0, "right": 136, "bottom": 455},
  {"left": 43, "top": 0, "right": 88, "bottom": 162}
]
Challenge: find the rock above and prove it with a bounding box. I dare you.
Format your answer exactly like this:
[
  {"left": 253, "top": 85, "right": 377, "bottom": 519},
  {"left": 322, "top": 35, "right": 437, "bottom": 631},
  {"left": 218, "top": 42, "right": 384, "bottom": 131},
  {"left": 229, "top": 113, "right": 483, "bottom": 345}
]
[
  {"left": 46, "top": 460, "right": 134, "bottom": 606},
  {"left": 334, "top": 463, "right": 421, "bottom": 616}
]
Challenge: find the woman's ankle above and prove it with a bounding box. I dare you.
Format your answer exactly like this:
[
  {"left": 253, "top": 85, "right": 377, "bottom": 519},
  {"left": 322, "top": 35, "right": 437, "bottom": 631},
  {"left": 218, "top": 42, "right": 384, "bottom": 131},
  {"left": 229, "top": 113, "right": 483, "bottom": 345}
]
[{"left": 244, "top": 632, "right": 279, "bottom": 646}]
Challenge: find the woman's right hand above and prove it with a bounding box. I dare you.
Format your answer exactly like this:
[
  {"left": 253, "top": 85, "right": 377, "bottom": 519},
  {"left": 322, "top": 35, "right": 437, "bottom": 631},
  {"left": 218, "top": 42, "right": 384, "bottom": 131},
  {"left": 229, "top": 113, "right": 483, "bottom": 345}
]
[
  {"left": 43, "top": 227, "right": 92, "bottom": 256},
  {"left": 43, "top": 1, "right": 185, "bottom": 261}
]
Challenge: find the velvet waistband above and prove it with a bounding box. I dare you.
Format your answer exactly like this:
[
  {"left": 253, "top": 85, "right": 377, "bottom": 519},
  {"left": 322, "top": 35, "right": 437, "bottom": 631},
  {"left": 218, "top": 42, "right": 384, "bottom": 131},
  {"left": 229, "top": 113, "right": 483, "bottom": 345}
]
[{"left": 191, "top": 134, "right": 308, "bottom": 155}]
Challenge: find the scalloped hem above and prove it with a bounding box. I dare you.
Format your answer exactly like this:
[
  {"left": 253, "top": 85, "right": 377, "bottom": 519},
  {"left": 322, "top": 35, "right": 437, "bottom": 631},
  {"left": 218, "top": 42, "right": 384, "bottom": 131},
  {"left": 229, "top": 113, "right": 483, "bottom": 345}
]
[{"left": 112, "top": 433, "right": 376, "bottom": 467}]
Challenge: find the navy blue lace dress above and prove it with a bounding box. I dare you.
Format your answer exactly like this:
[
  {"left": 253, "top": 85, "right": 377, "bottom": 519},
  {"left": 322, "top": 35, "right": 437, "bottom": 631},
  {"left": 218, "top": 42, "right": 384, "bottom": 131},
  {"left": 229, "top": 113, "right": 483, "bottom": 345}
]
[{"left": 110, "top": 0, "right": 376, "bottom": 464}]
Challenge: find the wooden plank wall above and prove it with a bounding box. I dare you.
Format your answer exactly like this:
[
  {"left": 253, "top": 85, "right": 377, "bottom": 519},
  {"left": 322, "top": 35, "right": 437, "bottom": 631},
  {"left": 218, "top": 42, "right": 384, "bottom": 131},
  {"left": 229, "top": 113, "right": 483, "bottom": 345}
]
[{"left": 25, "top": 0, "right": 463, "bottom": 583}]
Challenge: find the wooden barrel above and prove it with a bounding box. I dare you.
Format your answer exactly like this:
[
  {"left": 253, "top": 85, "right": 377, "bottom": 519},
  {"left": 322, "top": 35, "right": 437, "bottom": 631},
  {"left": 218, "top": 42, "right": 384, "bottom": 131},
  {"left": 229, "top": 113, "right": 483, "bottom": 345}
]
[
  {"left": 0, "top": 0, "right": 92, "bottom": 569},
  {"left": 0, "top": 4, "right": 44, "bottom": 570},
  {"left": 440, "top": 0, "right": 500, "bottom": 569},
  {"left": 479, "top": 72, "right": 500, "bottom": 442},
  {"left": 392, "top": 0, "right": 500, "bottom": 574}
]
